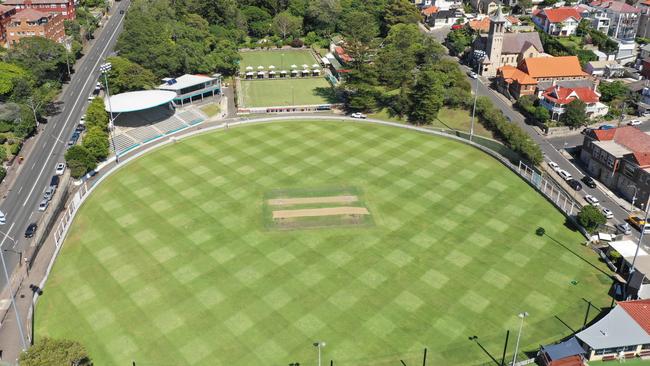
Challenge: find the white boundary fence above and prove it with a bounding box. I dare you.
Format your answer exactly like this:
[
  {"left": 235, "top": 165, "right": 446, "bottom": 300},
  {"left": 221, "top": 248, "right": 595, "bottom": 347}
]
[{"left": 516, "top": 161, "right": 580, "bottom": 216}]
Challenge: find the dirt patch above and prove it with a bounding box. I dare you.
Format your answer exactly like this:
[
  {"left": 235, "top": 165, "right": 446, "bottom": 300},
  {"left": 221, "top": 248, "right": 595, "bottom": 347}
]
[
  {"left": 273, "top": 206, "right": 370, "bottom": 219},
  {"left": 268, "top": 195, "right": 359, "bottom": 206}
]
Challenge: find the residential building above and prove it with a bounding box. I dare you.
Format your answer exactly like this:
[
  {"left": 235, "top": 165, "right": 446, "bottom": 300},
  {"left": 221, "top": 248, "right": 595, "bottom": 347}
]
[
  {"left": 6, "top": 8, "right": 64, "bottom": 47},
  {"left": 641, "top": 57, "right": 650, "bottom": 78},
  {"left": 475, "top": 7, "right": 545, "bottom": 76},
  {"left": 576, "top": 299, "right": 650, "bottom": 361},
  {"left": 580, "top": 126, "right": 650, "bottom": 207},
  {"left": 433, "top": 0, "right": 462, "bottom": 11},
  {"left": 422, "top": 7, "right": 464, "bottom": 27},
  {"left": 585, "top": 59, "right": 624, "bottom": 77},
  {"left": 0, "top": 5, "right": 16, "bottom": 44},
  {"left": 640, "top": 43, "right": 650, "bottom": 59},
  {"left": 471, "top": 0, "right": 498, "bottom": 14},
  {"left": 3, "top": 0, "right": 74, "bottom": 20},
  {"left": 538, "top": 337, "right": 587, "bottom": 366},
  {"left": 540, "top": 84, "right": 609, "bottom": 120},
  {"left": 607, "top": 239, "right": 650, "bottom": 299},
  {"left": 497, "top": 56, "right": 589, "bottom": 99},
  {"left": 591, "top": 9, "right": 612, "bottom": 32},
  {"left": 615, "top": 39, "right": 637, "bottom": 63},
  {"left": 636, "top": 0, "right": 650, "bottom": 39},
  {"left": 532, "top": 7, "right": 583, "bottom": 36},
  {"left": 467, "top": 15, "right": 521, "bottom": 33},
  {"left": 157, "top": 74, "right": 222, "bottom": 106},
  {"left": 590, "top": 0, "right": 641, "bottom": 41}
]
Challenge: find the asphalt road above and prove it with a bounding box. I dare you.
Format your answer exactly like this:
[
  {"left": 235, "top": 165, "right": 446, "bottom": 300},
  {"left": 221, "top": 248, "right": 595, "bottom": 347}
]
[
  {"left": 0, "top": 0, "right": 131, "bottom": 291},
  {"left": 459, "top": 64, "right": 650, "bottom": 247},
  {"left": 547, "top": 120, "right": 650, "bottom": 149}
]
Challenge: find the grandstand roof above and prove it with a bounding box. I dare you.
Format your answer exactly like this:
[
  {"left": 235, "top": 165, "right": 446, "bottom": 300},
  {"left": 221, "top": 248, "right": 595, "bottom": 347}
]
[
  {"left": 105, "top": 90, "right": 177, "bottom": 113},
  {"left": 157, "top": 74, "right": 217, "bottom": 91}
]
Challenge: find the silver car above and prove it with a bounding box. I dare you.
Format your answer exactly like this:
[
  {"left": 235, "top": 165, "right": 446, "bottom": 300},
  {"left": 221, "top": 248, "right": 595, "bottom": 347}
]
[
  {"left": 43, "top": 186, "right": 54, "bottom": 201},
  {"left": 38, "top": 199, "right": 48, "bottom": 212}
]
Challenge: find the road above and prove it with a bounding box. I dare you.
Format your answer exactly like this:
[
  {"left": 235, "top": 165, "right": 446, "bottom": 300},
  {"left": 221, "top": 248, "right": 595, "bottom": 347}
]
[
  {"left": 546, "top": 121, "right": 650, "bottom": 149},
  {"left": 459, "top": 64, "right": 650, "bottom": 246},
  {"left": 0, "top": 0, "right": 131, "bottom": 291}
]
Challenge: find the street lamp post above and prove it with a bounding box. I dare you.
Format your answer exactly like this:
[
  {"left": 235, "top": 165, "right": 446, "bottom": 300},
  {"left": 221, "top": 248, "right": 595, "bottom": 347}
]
[
  {"left": 628, "top": 185, "right": 638, "bottom": 208},
  {"left": 100, "top": 62, "right": 119, "bottom": 164},
  {"left": 313, "top": 341, "right": 326, "bottom": 366},
  {"left": 0, "top": 243, "right": 27, "bottom": 351},
  {"left": 3, "top": 249, "right": 22, "bottom": 266},
  {"left": 470, "top": 59, "right": 483, "bottom": 142},
  {"left": 625, "top": 195, "right": 650, "bottom": 299},
  {"left": 511, "top": 312, "right": 528, "bottom": 366}
]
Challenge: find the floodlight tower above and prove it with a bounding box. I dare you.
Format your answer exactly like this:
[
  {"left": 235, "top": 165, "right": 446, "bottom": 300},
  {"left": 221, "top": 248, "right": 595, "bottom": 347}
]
[{"left": 100, "top": 62, "right": 119, "bottom": 163}]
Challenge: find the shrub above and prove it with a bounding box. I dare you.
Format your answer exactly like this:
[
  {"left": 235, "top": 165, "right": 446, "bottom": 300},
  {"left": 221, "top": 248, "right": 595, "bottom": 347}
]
[
  {"left": 577, "top": 205, "right": 606, "bottom": 233},
  {"left": 290, "top": 38, "right": 304, "bottom": 48},
  {"left": 9, "top": 142, "right": 21, "bottom": 156},
  {"left": 64, "top": 145, "right": 96, "bottom": 178}
]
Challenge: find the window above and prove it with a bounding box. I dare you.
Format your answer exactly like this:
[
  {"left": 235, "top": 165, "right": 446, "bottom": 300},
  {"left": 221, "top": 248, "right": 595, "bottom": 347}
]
[{"left": 624, "top": 345, "right": 638, "bottom": 352}]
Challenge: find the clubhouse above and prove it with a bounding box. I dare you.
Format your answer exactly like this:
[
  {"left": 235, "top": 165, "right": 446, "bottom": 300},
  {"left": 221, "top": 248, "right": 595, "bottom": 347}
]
[{"left": 157, "top": 73, "right": 222, "bottom": 107}]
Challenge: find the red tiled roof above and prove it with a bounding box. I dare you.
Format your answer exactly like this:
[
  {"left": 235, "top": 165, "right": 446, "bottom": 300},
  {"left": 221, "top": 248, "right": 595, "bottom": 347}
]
[
  {"left": 548, "top": 355, "right": 585, "bottom": 366},
  {"left": 0, "top": 5, "right": 15, "bottom": 13},
  {"left": 543, "top": 86, "right": 600, "bottom": 105},
  {"left": 593, "top": 126, "right": 650, "bottom": 166},
  {"left": 590, "top": 0, "right": 641, "bottom": 13},
  {"left": 422, "top": 6, "right": 439, "bottom": 15},
  {"left": 536, "top": 7, "right": 582, "bottom": 23},
  {"left": 520, "top": 56, "right": 586, "bottom": 79},
  {"left": 4, "top": 0, "right": 67, "bottom": 4},
  {"left": 642, "top": 0, "right": 650, "bottom": 6},
  {"left": 11, "top": 8, "right": 49, "bottom": 22},
  {"left": 498, "top": 65, "right": 537, "bottom": 85},
  {"left": 334, "top": 46, "right": 352, "bottom": 63},
  {"left": 593, "top": 128, "right": 616, "bottom": 140},
  {"left": 619, "top": 299, "right": 650, "bottom": 334},
  {"left": 469, "top": 16, "right": 521, "bottom": 32}
]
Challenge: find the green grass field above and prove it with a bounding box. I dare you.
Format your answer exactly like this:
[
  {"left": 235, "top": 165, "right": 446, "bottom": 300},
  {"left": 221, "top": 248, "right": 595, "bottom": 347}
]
[
  {"left": 239, "top": 50, "right": 317, "bottom": 71},
  {"left": 37, "top": 121, "right": 612, "bottom": 366},
  {"left": 240, "top": 78, "right": 333, "bottom": 107}
]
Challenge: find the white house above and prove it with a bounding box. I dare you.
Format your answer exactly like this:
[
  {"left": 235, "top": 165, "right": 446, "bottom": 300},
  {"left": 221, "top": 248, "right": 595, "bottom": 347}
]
[
  {"left": 532, "top": 7, "right": 583, "bottom": 36},
  {"left": 540, "top": 84, "right": 609, "bottom": 120}
]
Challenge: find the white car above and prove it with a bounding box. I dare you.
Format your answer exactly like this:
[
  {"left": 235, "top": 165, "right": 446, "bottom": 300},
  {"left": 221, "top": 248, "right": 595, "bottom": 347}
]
[
  {"left": 88, "top": 95, "right": 95, "bottom": 101},
  {"left": 468, "top": 71, "right": 478, "bottom": 79},
  {"left": 55, "top": 162, "right": 65, "bottom": 175},
  {"left": 38, "top": 199, "right": 49, "bottom": 212},
  {"left": 548, "top": 161, "right": 560, "bottom": 172},
  {"left": 602, "top": 207, "right": 614, "bottom": 219},
  {"left": 0, "top": 211, "right": 6, "bottom": 225},
  {"left": 584, "top": 194, "right": 600, "bottom": 206},
  {"left": 558, "top": 169, "right": 573, "bottom": 181},
  {"left": 628, "top": 120, "right": 643, "bottom": 126},
  {"left": 350, "top": 112, "right": 367, "bottom": 119}
]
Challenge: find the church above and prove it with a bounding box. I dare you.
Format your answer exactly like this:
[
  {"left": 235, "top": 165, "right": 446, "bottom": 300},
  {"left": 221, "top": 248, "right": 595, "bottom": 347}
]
[{"left": 473, "top": 7, "right": 545, "bottom": 77}]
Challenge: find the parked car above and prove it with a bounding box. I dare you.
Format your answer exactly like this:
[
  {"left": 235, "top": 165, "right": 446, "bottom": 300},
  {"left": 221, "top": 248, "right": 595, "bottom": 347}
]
[
  {"left": 584, "top": 194, "right": 600, "bottom": 206},
  {"left": 43, "top": 186, "right": 54, "bottom": 201},
  {"left": 628, "top": 215, "right": 650, "bottom": 233},
  {"left": 581, "top": 176, "right": 597, "bottom": 189},
  {"left": 24, "top": 223, "right": 37, "bottom": 238},
  {"left": 602, "top": 207, "right": 614, "bottom": 219},
  {"left": 616, "top": 222, "right": 632, "bottom": 235},
  {"left": 350, "top": 112, "right": 367, "bottom": 119},
  {"left": 50, "top": 175, "right": 59, "bottom": 189},
  {"left": 75, "top": 123, "right": 85, "bottom": 133},
  {"left": 567, "top": 179, "right": 582, "bottom": 191},
  {"left": 548, "top": 161, "right": 560, "bottom": 172},
  {"left": 37, "top": 199, "right": 48, "bottom": 212},
  {"left": 628, "top": 119, "right": 643, "bottom": 126},
  {"left": 558, "top": 169, "right": 572, "bottom": 181},
  {"left": 67, "top": 132, "right": 80, "bottom": 146},
  {"left": 0, "top": 211, "right": 6, "bottom": 225},
  {"left": 88, "top": 94, "right": 95, "bottom": 101},
  {"left": 468, "top": 71, "right": 478, "bottom": 79},
  {"left": 55, "top": 162, "right": 65, "bottom": 175},
  {"left": 599, "top": 125, "right": 615, "bottom": 130}
]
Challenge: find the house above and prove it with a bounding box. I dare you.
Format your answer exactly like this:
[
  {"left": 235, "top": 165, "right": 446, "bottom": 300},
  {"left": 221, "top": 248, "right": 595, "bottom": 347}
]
[
  {"left": 636, "top": 0, "right": 650, "bottom": 39},
  {"left": 590, "top": 0, "right": 641, "bottom": 41},
  {"left": 471, "top": 0, "right": 498, "bottom": 14},
  {"left": 580, "top": 126, "right": 650, "bottom": 207},
  {"left": 533, "top": 7, "right": 583, "bottom": 36},
  {"left": 615, "top": 39, "right": 637, "bottom": 63},
  {"left": 641, "top": 57, "right": 650, "bottom": 78},
  {"left": 0, "top": 5, "right": 16, "bottom": 45},
  {"left": 432, "top": 0, "right": 462, "bottom": 11},
  {"left": 576, "top": 299, "right": 650, "bottom": 361},
  {"left": 423, "top": 7, "right": 464, "bottom": 28},
  {"left": 496, "top": 56, "right": 589, "bottom": 99},
  {"left": 585, "top": 60, "right": 624, "bottom": 77},
  {"left": 6, "top": 8, "right": 64, "bottom": 47},
  {"left": 607, "top": 240, "right": 650, "bottom": 299},
  {"left": 333, "top": 45, "right": 352, "bottom": 64},
  {"left": 538, "top": 337, "right": 587, "bottom": 366},
  {"left": 475, "top": 7, "right": 545, "bottom": 76},
  {"left": 467, "top": 15, "right": 521, "bottom": 33},
  {"left": 640, "top": 43, "right": 650, "bottom": 59},
  {"left": 2, "top": 0, "right": 74, "bottom": 20},
  {"left": 540, "top": 84, "right": 609, "bottom": 120}
]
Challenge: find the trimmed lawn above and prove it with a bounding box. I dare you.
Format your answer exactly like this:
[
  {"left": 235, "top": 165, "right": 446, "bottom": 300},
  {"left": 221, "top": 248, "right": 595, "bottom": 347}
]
[
  {"left": 239, "top": 50, "right": 317, "bottom": 72},
  {"left": 37, "top": 121, "right": 612, "bottom": 366},
  {"left": 240, "top": 78, "right": 333, "bottom": 107},
  {"left": 369, "top": 107, "right": 495, "bottom": 139}
]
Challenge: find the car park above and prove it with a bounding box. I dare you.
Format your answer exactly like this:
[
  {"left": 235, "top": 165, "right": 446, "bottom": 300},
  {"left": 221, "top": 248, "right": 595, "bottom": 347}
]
[
  {"left": 584, "top": 194, "right": 600, "bottom": 206},
  {"left": 24, "top": 223, "right": 37, "bottom": 238},
  {"left": 55, "top": 162, "right": 65, "bottom": 175},
  {"left": 558, "top": 170, "right": 572, "bottom": 181},
  {"left": 616, "top": 222, "right": 632, "bottom": 235},
  {"left": 350, "top": 112, "right": 367, "bottom": 119},
  {"left": 38, "top": 199, "right": 48, "bottom": 212},
  {"left": 548, "top": 161, "right": 560, "bottom": 172},
  {"left": 581, "top": 176, "right": 597, "bottom": 189},
  {"left": 602, "top": 207, "right": 613, "bottom": 219},
  {"left": 567, "top": 179, "right": 582, "bottom": 191},
  {"left": 628, "top": 120, "right": 643, "bottom": 126}
]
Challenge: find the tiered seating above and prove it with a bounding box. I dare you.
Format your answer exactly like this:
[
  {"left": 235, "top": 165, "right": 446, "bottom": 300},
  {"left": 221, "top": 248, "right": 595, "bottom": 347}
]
[
  {"left": 111, "top": 134, "right": 139, "bottom": 155},
  {"left": 155, "top": 116, "right": 187, "bottom": 135},
  {"left": 126, "top": 126, "right": 162, "bottom": 143}
]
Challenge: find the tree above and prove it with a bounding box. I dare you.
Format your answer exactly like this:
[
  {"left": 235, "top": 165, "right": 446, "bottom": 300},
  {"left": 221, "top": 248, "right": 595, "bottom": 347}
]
[
  {"left": 241, "top": 6, "right": 272, "bottom": 38},
  {"left": 577, "top": 205, "right": 606, "bottom": 233},
  {"left": 65, "top": 145, "right": 97, "bottom": 178},
  {"left": 85, "top": 97, "right": 109, "bottom": 131},
  {"left": 105, "top": 56, "right": 157, "bottom": 94},
  {"left": 7, "top": 37, "right": 68, "bottom": 84},
  {"left": 382, "top": 0, "right": 421, "bottom": 34},
  {"left": 514, "top": 0, "right": 532, "bottom": 13},
  {"left": 0, "top": 62, "right": 27, "bottom": 96},
  {"left": 561, "top": 99, "right": 587, "bottom": 128},
  {"left": 304, "top": 0, "right": 341, "bottom": 36},
  {"left": 445, "top": 28, "right": 473, "bottom": 56},
  {"left": 19, "top": 337, "right": 91, "bottom": 366},
  {"left": 598, "top": 80, "right": 628, "bottom": 103},
  {"left": 406, "top": 67, "right": 444, "bottom": 124},
  {"left": 272, "top": 11, "right": 302, "bottom": 39},
  {"left": 82, "top": 127, "right": 110, "bottom": 162}
]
